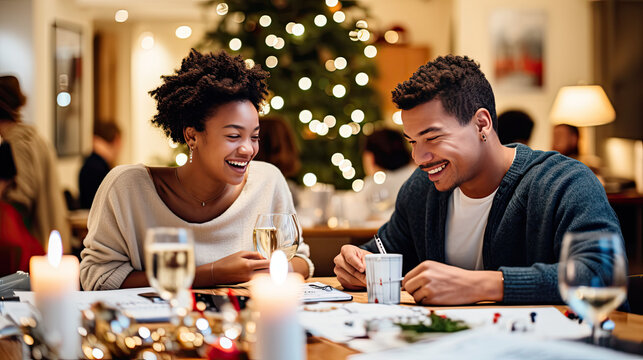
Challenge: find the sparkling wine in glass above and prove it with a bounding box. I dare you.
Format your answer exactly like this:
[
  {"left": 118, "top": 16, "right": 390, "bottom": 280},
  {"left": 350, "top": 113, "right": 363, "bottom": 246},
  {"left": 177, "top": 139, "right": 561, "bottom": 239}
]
[
  {"left": 253, "top": 213, "right": 300, "bottom": 260},
  {"left": 145, "top": 227, "right": 195, "bottom": 321},
  {"left": 558, "top": 231, "right": 627, "bottom": 344}
]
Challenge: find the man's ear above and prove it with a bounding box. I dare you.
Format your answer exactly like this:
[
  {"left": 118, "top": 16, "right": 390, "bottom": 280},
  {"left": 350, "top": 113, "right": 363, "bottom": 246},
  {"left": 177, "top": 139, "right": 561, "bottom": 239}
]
[{"left": 474, "top": 108, "right": 494, "bottom": 134}]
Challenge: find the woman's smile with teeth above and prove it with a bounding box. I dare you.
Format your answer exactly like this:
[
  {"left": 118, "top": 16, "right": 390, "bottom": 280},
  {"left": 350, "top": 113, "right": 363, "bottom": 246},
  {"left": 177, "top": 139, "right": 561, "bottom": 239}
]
[
  {"left": 226, "top": 160, "right": 248, "bottom": 167},
  {"left": 428, "top": 163, "right": 446, "bottom": 174}
]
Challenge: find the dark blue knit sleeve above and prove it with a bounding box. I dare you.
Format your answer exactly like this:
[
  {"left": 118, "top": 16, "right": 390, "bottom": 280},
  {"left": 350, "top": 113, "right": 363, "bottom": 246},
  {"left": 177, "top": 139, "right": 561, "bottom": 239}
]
[{"left": 500, "top": 158, "right": 624, "bottom": 304}]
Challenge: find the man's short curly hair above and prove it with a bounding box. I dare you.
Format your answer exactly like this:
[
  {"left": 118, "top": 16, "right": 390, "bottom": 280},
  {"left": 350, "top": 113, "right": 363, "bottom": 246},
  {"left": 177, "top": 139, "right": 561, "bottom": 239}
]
[
  {"left": 391, "top": 55, "right": 497, "bottom": 131},
  {"left": 149, "top": 49, "right": 270, "bottom": 144}
]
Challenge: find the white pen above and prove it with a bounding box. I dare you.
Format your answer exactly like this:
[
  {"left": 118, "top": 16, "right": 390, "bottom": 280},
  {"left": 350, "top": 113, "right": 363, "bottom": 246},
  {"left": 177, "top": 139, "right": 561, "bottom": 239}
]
[{"left": 374, "top": 235, "right": 387, "bottom": 254}]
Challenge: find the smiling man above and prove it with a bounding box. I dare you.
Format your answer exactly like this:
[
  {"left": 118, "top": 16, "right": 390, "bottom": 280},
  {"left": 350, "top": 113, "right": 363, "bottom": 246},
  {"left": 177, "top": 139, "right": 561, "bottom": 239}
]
[{"left": 333, "top": 55, "right": 624, "bottom": 305}]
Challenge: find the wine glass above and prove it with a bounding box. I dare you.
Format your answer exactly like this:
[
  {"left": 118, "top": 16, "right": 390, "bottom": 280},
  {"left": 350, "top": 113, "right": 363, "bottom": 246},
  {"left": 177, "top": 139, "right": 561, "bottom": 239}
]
[
  {"left": 145, "top": 227, "right": 195, "bottom": 322},
  {"left": 253, "top": 213, "right": 301, "bottom": 261},
  {"left": 558, "top": 231, "right": 627, "bottom": 344}
]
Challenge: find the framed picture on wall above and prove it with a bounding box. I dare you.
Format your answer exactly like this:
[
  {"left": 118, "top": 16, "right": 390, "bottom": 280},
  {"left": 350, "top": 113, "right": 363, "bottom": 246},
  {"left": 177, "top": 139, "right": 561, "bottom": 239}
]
[
  {"left": 491, "top": 9, "right": 546, "bottom": 90},
  {"left": 53, "top": 22, "right": 82, "bottom": 156}
]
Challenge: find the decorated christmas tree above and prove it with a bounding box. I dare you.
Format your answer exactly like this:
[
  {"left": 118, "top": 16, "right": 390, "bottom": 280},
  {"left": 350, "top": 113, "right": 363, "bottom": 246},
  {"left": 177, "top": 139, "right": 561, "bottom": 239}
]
[{"left": 197, "top": 0, "right": 383, "bottom": 190}]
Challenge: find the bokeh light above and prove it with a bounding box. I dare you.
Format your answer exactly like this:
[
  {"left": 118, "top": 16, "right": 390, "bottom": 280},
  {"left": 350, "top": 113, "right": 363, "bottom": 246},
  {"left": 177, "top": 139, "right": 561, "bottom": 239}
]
[
  {"left": 265, "top": 55, "right": 278, "bottom": 68},
  {"left": 339, "top": 124, "right": 352, "bottom": 138},
  {"left": 303, "top": 173, "right": 317, "bottom": 187},
  {"left": 384, "top": 30, "right": 399, "bottom": 44},
  {"left": 392, "top": 110, "right": 403, "bottom": 125},
  {"left": 334, "top": 57, "right": 347, "bottom": 70},
  {"left": 270, "top": 96, "right": 284, "bottom": 109},
  {"left": 259, "top": 15, "right": 272, "bottom": 27},
  {"left": 292, "top": 23, "right": 305, "bottom": 36},
  {"left": 351, "top": 109, "right": 365, "bottom": 123},
  {"left": 364, "top": 45, "right": 377, "bottom": 58},
  {"left": 323, "top": 115, "right": 337, "bottom": 128},
  {"left": 216, "top": 3, "right": 229, "bottom": 15},
  {"left": 352, "top": 179, "right": 364, "bottom": 192},
  {"left": 229, "top": 38, "right": 242, "bottom": 51},
  {"left": 175, "top": 26, "right": 192, "bottom": 39},
  {"left": 176, "top": 153, "right": 188, "bottom": 166},
  {"left": 114, "top": 10, "right": 128, "bottom": 23},
  {"left": 332, "top": 84, "right": 346, "bottom": 98},
  {"left": 299, "top": 109, "right": 313, "bottom": 123},
  {"left": 374, "top": 171, "right": 387, "bottom": 184},
  {"left": 333, "top": 11, "right": 346, "bottom": 23},
  {"left": 141, "top": 32, "right": 154, "bottom": 50},
  {"left": 331, "top": 153, "right": 344, "bottom": 166},
  {"left": 298, "top": 77, "right": 312, "bottom": 90},
  {"left": 355, "top": 72, "right": 369, "bottom": 86},
  {"left": 314, "top": 14, "right": 328, "bottom": 27}
]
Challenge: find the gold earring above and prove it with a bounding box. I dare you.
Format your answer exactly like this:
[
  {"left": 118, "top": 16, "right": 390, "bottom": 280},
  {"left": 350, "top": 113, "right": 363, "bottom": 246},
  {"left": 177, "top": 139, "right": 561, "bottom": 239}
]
[
  {"left": 481, "top": 134, "right": 487, "bottom": 142},
  {"left": 189, "top": 147, "right": 193, "bottom": 163}
]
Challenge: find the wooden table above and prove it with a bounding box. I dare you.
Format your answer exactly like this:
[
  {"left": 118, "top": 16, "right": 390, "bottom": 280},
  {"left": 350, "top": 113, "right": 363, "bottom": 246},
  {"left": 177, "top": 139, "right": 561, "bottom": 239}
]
[
  {"left": 303, "top": 277, "right": 643, "bottom": 360},
  {"left": 2, "top": 277, "right": 641, "bottom": 359}
]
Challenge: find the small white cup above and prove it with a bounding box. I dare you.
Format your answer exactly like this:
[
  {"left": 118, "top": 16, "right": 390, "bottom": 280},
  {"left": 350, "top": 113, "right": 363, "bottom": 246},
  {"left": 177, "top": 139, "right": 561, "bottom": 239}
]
[{"left": 365, "top": 254, "right": 403, "bottom": 304}]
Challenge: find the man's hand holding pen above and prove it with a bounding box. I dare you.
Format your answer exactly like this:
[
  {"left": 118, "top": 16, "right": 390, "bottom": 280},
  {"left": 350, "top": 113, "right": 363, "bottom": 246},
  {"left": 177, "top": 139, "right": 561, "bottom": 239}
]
[{"left": 333, "top": 244, "right": 372, "bottom": 290}]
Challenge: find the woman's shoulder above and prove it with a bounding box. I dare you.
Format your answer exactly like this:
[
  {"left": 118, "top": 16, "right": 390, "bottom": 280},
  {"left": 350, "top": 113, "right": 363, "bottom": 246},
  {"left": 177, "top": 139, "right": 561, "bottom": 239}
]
[
  {"left": 100, "top": 164, "right": 151, "bottom": 191},
  {"left": 248, "top": 161, "right": 286, "bottom": 183}
]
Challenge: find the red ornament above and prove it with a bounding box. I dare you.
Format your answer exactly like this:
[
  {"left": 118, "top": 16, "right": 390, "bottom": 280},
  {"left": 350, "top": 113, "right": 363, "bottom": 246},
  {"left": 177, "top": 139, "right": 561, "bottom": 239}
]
[{"left": 206, "top": 337, "right": 242, "bottom": 360}]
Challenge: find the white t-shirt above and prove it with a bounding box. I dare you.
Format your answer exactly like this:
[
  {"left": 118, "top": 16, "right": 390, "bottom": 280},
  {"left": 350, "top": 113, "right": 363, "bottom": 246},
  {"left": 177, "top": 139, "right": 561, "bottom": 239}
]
[{"left": 444, "top": 187, "right": 497, "bottom": 270}]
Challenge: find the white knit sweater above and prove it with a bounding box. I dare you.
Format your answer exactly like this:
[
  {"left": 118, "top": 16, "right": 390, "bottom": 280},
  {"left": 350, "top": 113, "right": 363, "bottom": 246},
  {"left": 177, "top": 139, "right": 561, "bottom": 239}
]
[{"left": 80, "top": 161, "right": 313, "bottom": 290}]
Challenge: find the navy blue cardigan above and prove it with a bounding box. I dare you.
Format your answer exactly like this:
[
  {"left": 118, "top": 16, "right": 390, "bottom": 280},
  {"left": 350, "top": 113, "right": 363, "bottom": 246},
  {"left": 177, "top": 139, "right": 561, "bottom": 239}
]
[{"left": 361, "top": 144, "right": 624, "bottom": 304}]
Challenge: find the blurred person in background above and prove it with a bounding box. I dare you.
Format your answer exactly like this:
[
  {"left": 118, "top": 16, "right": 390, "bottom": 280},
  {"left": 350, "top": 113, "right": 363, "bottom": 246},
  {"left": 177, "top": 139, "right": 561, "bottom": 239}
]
[
  {"left": 254, "top": 115, "right": 301, "bottom": 206},
  {"left": 552, "top": 123, "right": 602, "bottom": 178},
  {"left": 353, "top": 128, "right": 416, "bottom": 225},
  {"left": 552, "top": 123, "right": 579, "bottom": 157},
  {"left": 497, "top": 109, "right": 534, "bottom": 145},
  {"left": 0, "top": 75, "right": 70, "bottom": 251},
  {"left": 0, "top": 142, "right": 45, "bottom": 275},
  {"left": 78, "top": 121, "right": 122, "bottom": 209}
]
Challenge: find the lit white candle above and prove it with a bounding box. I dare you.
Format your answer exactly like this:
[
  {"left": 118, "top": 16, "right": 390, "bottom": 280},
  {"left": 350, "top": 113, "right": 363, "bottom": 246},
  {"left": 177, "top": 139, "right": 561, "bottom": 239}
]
[
  {"left": 251, "top": 250, "right": 305, "bottom": 360},
  {"left": 29, "top": 230, "right": 81, "bottom": 358}
]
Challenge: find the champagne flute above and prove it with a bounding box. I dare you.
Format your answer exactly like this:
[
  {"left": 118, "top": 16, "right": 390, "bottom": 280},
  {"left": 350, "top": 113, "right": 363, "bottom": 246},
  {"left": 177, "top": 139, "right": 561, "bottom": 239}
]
[
  {"left": 253, "top": 213, "right": 301, "bottom": 260},
  {"left": 145, "top": 227, "right": 195, "bottom": 322},
  {"left": 558, "top": 231, "right": 627, "bottom": 345}
]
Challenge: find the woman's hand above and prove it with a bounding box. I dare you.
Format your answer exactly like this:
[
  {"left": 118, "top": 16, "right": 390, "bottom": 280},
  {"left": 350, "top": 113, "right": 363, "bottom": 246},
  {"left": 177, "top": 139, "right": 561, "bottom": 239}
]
[{"left": 194, "top": 251, "right": 270, "bottom": 287}]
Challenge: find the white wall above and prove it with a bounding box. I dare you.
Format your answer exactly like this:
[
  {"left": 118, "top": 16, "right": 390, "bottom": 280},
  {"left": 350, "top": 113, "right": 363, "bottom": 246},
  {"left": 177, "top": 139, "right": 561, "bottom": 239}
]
[
  {"left": 129, "top": 22, "right": 206, "bottom": 165},
  {"left": 453, "top": 0, "right": 592, "bottom": 150},
  {"left": 0, "top": 0, "right": 35, "bottom": 126},
  {"left": 1, "top": 0, "right": 93, "bottom": 193}
]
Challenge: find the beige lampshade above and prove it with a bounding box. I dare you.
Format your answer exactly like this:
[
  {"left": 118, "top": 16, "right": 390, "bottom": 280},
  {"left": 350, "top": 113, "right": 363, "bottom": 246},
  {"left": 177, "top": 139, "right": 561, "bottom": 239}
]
[{"left": 549, "top": 85, "right": 616, "bottom": 126}]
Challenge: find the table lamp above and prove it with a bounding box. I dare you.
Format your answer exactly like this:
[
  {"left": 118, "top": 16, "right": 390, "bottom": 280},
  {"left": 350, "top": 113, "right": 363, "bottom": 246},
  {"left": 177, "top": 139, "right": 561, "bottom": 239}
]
[
  {"left": 549, "top": 85, "right": 615, "bottom": 127},
  {"left": 549, "top": 85, "right": 615, "bottom": 158}
]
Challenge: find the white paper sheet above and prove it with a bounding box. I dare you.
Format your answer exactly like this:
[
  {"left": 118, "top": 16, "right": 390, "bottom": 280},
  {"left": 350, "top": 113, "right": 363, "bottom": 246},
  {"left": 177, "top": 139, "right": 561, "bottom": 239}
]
[
  {"left": 299, "top": 304, "right": 591, "bottom": 353},
  {"left": 348, "top": 329, "right": 639, "bottom": 360},
  {"left": 15, "top": 287, "right": 171, "bottom": 322}
]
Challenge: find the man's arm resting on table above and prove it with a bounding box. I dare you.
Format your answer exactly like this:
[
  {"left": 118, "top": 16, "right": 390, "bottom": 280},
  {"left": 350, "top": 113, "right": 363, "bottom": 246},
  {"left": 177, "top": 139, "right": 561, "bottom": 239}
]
[{"left": 403, "top": 261, "right": 504, "bottom": 305}]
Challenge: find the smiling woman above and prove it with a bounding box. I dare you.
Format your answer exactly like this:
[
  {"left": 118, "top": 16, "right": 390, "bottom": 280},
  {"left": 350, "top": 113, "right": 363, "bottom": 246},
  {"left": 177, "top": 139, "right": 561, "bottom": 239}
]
[{"left": 79, "top": 49, "right": 314, "bottom": 291}]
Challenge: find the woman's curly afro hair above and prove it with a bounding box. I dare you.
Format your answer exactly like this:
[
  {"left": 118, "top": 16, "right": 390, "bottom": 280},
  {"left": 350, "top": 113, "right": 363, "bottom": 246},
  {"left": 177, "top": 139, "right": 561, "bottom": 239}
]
[
  {"left": 391, "top": 55, "right": 497, "bottom": 131},
  {"left": 149, "top": 49, "right": 270, "bottom": 144}
]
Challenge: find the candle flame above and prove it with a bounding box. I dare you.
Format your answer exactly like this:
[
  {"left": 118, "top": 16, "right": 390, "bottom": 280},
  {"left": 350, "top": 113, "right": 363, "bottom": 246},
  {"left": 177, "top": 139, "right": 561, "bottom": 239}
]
[
  {"left": 269, "top": 250, "right": 288, "bottom": 285},
  {"left": 47, "top": 230, "right": 63, "bottom": 268}
]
